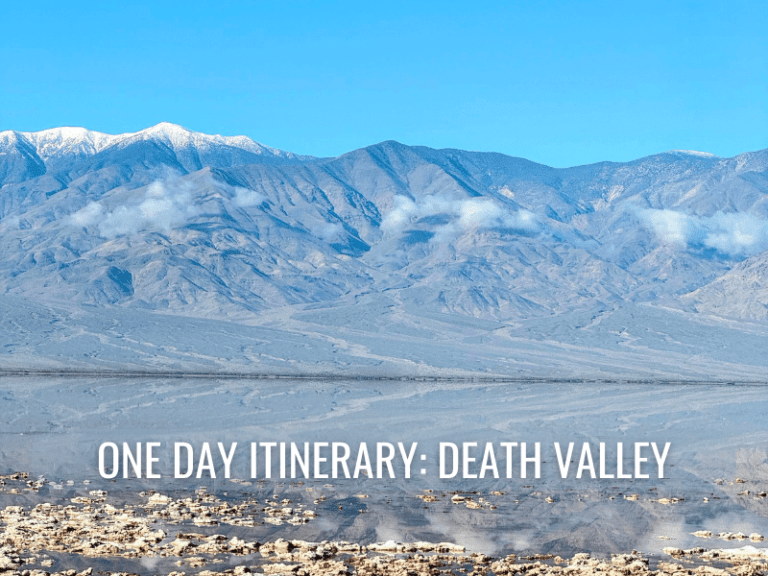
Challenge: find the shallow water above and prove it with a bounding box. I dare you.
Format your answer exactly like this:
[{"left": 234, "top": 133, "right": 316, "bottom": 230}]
[{"left": 1, "top": 377, "right": 768, "bottom": 557}]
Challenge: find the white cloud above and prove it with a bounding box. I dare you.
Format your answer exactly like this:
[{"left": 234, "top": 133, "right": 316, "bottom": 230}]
[
  {"left": 457, "top": 198, "right": 505, "bottom": 229},
  {"left": 703, "top": 212, "right": 768, "bottom": 256},
  {"left": 69, "top": 202, "right": 103, "bottom": 227},
  {"left": 311, "top": 222, "right": 344, "bottom": 241},
  {"left": 640, "top": 209, "right": 692, "bottom": 245},
  {"left": 0, "top": 215, "right": 20, "bottom": 232},
  {"left": 69, "top": 180, "right": 200, "bottom": 238},
  {"left": 641, "top": 209, "right": 768, "bottom": 257},
  {"left": 380, "top": 196, "right": 421, "bottom": 233},
  {"left": 232, "top": 187, "right": 265, "bottom": 207},
  {"left": 381, "top": 194, "right": 539, "bottom": 238}
]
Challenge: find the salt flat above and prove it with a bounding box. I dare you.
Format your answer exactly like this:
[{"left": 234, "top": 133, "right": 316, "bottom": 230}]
[{"left": 2, "top": 377, "right": 767, "bottom": 560}]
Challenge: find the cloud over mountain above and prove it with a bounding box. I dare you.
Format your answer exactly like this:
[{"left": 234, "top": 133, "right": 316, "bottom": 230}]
[
  {"left": 382, "top": 195, "right": 539, "bottom": 239},
  {"left": 640, "top": 209, "right": 768, "bottom": 257},
  {"left": 70, "top": 179, "right": 201, "bottom": 238},
  {"left": 2, "top": 123, "right": 768, "bottom": 380}
]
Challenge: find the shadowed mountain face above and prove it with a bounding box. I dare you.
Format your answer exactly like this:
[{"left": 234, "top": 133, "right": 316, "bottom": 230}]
[{"left": 1, "top": 124, "right": 768, "bottom": 376}]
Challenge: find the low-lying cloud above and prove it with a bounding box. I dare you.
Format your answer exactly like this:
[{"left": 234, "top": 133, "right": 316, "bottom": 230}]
[
  {"left": 310, "top": 222, "right": 344, "bottom": 241},
  {"left": 382, "top": 195, "right": 539, "bottom": 238},
  {"left": 641, "top": 209, "right": 768, "bottom": 257},
  {"left": 232, "top": 187, "right": 266, "bottom": 208},
  {"left": 0, "top": 215, "right": 20, "bottom": 232},
  {"left": 69, "top": 180, "right": 267, "bottom": 239},
  {"left": 70, "top": 180, "right": 200, "bottom": 239}
]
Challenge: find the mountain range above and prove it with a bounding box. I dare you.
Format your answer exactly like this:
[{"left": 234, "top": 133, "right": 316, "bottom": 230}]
[{"left": 1, "top": 122, "right": 767, "bottom": 379}]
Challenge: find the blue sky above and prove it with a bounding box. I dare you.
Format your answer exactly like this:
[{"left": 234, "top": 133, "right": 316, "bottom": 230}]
[{"left": 2, "top": 0, "right": 765, "bottom": 167}]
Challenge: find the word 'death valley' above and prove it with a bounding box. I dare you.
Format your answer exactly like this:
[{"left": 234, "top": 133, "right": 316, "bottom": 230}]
[{"left": 439, "top": 442, "right": 670, "bottom": 479}]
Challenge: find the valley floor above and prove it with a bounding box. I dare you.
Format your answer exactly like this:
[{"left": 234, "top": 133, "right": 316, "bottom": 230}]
[{"left": 3, "top": 295, "right": 768, "bottom": 380}]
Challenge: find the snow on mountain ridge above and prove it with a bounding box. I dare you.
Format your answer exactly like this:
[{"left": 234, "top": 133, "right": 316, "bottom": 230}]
[
  {"left": 2, "top": 132, "right": 768, "bottom": 377},
  {"left": 4, "top": 122, "right": 303, "bottom": 164},
  {"left": 120, "top": 122, "right": 293, "bottom": 157},
  {"left": 668, "top": 149, "right": 718, "bottom": 158},
  {"left": 0, "top": 130, "right": 23, "bottom": 146},
  {"left": 1, "top": 132, "right": 767, "bottom": 323},
  {"left": 19, "top": 127, "right": 119, "bottom": 160}
]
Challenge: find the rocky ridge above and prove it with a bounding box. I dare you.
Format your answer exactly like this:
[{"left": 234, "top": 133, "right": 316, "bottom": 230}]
[{"left": 1, "top": 124, "right": 768, "bottom": 376}]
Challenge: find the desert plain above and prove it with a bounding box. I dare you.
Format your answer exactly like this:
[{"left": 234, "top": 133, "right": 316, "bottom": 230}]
[{"left": 1, "top": 377, "right": 768, "bottom": 576}]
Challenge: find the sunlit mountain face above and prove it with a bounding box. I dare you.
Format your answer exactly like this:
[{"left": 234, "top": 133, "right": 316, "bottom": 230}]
[{"left": 1, "top": 123, "right": 767, "bottom": 377}]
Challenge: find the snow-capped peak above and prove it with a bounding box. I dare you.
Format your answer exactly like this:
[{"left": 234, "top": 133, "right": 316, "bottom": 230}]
[
  {"left": 668, "top": 149, "right": 718, "bottom": 158},
  {"left": 123, "top": 122, "right": 283, "bottom": 156},
  {"left": 128, "top": 122, "right": 201, "bottom": 148},
  {"left": 9, "top": 123, "right": 297, "bottom": 162},
  {"left": 19, "top": 127, "right": 119, "bottom": 160},
  {"left": 0, "top": 130, "right": 23, "bottom": 146}
]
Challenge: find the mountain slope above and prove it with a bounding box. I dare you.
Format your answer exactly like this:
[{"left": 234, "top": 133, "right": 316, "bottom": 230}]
[
  {"left": 0, "top": 122, "right": 315, "bottom": 188},
  {"left": 683, "top": 250, "right": 768, "bottom": 320},
  {"left": 1, "top": 124, "right": 767, "bottom": 377}
]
